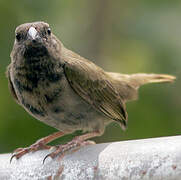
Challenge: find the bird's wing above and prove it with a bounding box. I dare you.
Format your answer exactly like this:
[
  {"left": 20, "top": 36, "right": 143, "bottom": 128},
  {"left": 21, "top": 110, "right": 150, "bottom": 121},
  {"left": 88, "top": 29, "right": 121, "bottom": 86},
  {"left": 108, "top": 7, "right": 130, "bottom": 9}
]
[
  {"left": 6, "top": 65, "right": 20, "bottom": 104},
  {"left": 62, "top": 49, "right": 128, "bottom": 130}
]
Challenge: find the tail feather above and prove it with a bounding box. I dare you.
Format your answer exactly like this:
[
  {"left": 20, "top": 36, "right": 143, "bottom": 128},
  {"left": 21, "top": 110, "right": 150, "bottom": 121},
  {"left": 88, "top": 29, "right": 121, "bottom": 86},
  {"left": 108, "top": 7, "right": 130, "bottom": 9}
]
[
  {"left": 107, "top": 72, "right": 176, "bottom": 102},
  {"left": 108, "top": 72, "right": 176, "bottom": 89},
  {"left": 128, "top": 73, "right": 176, "bottom": 89}
]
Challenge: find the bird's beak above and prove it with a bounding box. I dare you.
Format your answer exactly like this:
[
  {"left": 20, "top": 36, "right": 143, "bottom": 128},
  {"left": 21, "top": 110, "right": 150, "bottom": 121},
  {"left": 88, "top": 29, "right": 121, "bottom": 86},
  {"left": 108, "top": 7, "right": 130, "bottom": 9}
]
[{"left": 27, "top": 27, "right": 39, "bottom": 40}]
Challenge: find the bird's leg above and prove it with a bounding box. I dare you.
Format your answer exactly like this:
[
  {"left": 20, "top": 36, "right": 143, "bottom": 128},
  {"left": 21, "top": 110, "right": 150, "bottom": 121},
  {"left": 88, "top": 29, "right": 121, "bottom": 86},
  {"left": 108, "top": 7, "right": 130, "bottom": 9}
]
[
  {"left": 10, "top": 131, "right": 65, "bottom": 162},
  {"left": 43, "top": 131, "right": 101, "bottom": 163}
]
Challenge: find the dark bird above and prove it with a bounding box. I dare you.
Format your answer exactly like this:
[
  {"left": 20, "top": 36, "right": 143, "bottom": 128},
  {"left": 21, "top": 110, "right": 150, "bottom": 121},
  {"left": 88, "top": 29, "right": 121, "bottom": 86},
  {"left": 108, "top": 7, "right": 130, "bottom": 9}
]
[{"left": 7, "top": 21, "right": 175, "bottom": 161}]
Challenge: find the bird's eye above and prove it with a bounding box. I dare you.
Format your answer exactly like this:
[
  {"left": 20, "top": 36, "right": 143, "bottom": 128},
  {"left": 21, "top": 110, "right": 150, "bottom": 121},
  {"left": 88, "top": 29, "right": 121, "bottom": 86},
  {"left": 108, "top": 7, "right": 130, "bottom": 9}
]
[
  {"left": 16, "top": 33, "right": 21, "bottom": 41},
  {"left": 47, "top": 28, "right": 51, "bottom": 35}
]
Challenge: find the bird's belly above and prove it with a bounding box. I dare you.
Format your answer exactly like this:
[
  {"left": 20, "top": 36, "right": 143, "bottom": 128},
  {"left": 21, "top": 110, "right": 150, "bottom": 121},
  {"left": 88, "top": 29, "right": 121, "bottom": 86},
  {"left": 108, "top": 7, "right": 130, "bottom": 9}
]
[
  {"left": 47, "top": 96, "right": 103, "bottom": 132},
  {"left": 45, "top": 79, "right": 106, "bottom": 133},
  {"left": 16, "top": 75, "right": 106, "bottom": 133}
]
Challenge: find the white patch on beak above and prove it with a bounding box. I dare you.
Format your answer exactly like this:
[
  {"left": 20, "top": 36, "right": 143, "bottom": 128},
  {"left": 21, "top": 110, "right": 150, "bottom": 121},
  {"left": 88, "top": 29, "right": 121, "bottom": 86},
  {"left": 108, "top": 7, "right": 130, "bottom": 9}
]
[{"left": 28, "top": 27, "right": 38, "bottom": 40}]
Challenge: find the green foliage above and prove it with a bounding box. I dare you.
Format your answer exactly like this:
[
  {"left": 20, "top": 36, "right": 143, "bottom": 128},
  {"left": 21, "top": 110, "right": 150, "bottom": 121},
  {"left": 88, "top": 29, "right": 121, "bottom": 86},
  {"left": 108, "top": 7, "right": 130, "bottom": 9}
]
[{"left": 0, "top": 0, "right": 180, "bottom": 153}]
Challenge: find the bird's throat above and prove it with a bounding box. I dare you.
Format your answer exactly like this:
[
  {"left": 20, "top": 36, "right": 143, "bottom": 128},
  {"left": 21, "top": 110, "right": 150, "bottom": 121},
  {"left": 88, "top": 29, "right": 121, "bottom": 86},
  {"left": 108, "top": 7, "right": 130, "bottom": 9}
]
[{"left": 24, "top": 45, "right": 48, "bottom": 60}]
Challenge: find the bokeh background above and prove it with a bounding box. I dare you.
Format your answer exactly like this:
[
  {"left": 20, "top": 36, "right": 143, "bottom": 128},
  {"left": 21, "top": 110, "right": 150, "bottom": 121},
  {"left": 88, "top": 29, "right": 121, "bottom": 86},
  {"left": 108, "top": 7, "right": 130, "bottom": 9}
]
[{"left": 0, "top": 0, "right": 180, "bottom": 153}]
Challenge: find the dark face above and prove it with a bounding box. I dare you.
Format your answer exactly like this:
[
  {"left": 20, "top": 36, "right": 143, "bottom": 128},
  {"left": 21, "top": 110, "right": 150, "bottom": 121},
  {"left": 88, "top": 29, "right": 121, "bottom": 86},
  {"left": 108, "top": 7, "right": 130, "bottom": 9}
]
[{"left": 11, "top": 21, "right": 61, "bottom": 62}]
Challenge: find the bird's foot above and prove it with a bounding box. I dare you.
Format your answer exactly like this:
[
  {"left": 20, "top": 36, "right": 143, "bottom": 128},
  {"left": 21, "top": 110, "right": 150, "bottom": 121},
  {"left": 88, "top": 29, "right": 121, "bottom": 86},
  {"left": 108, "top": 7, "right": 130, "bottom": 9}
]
[
  {"left": 10, "top": 131, "right": 65, "bottom": 163},
  {"left": 10, "top": 140, "right": 51, "bottom": 163},
  {"left": 43, "top": 137, "right": 95, "bottom": 164}
]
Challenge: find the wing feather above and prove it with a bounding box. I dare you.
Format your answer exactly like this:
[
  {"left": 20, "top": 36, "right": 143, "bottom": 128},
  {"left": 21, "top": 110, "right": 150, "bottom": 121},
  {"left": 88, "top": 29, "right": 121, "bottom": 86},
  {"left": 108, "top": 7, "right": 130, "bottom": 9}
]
[{"left": 62, "top": 49, "right": 128, "bottom": 129}]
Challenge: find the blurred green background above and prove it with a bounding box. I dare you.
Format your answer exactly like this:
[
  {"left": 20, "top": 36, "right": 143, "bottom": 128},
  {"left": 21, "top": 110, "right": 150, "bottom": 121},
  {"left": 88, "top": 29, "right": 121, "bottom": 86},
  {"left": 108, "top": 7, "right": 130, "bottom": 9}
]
[{"left": 0, "top": 0, "right": 180, "bottom": 153}]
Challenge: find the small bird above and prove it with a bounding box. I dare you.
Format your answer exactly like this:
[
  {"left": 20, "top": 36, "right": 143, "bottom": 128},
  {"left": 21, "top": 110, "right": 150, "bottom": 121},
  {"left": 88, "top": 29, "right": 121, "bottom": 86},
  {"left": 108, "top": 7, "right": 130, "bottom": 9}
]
[{"left": 7, "top": 21, "right": 175, "bottom": 161}]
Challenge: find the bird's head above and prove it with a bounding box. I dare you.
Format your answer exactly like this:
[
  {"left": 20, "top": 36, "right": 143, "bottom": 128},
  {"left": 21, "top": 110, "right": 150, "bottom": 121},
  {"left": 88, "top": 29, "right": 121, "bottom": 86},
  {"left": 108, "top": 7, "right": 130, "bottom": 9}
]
[{"left": 11, "top": 21, "right": 62, "bottom": 62}]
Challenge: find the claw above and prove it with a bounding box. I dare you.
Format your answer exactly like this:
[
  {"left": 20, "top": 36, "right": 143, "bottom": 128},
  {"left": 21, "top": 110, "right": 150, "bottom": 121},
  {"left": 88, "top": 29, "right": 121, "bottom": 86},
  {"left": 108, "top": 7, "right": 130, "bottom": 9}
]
[
  {"left": 10, "top": 154, "right": 17, "bottom": 163},
  {"left": 43, "top": 154, "right": 51, "bottom": 164},
  {"left": 43, "top": 146, "right": 62, "bottom": 164},
  {"left": 10, "top": 148, "right": 29, "bottom": 163}
]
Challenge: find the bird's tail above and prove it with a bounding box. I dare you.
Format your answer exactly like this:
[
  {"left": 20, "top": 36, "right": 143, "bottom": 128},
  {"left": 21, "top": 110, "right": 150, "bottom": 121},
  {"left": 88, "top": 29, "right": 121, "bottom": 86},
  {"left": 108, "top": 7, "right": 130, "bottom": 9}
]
[
  {"left": 126, "top": 73, "right": 176, "bottom": 89},
  {"left": 108, "top": 72, "right": 176, "bottom": 89},
  {"left": 108, "top": 72, "right": 176, "bottom": 101}
]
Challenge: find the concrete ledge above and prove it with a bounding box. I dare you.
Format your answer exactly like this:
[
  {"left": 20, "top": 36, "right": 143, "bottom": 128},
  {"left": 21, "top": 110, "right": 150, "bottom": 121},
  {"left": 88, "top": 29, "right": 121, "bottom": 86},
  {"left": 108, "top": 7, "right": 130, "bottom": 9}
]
[{"left": 0, "top": 135, "right": 181, "bottom": 179}]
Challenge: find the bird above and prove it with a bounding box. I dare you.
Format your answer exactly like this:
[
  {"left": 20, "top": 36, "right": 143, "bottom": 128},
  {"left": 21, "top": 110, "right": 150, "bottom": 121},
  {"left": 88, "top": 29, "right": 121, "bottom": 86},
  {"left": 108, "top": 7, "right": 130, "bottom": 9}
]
[{"left": 7, "top": 21, "right": 175, "bottom": 162}]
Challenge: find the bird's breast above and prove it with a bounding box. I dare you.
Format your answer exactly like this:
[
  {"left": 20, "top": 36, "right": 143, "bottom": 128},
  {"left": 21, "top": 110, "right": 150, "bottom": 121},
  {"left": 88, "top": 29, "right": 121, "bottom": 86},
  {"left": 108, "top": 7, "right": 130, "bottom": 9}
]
[{"left": 11, "top": 60, "right": 107, "bottom": 132}]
